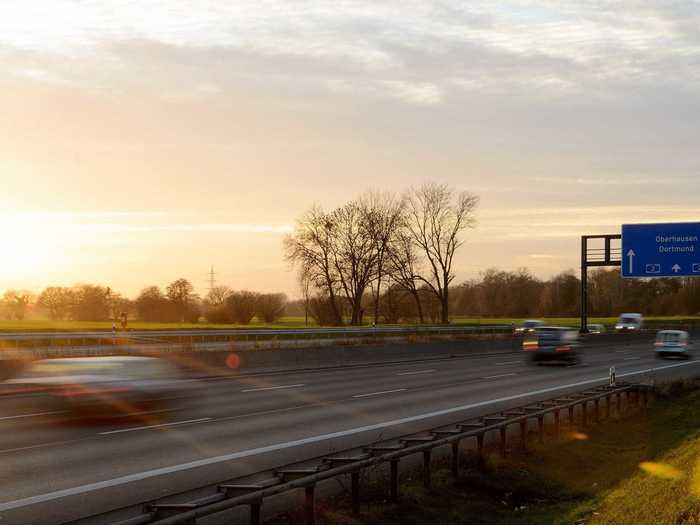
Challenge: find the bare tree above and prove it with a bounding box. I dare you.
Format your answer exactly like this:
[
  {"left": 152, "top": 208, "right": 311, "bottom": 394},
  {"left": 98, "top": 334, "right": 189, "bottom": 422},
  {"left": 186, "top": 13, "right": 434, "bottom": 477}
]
[
  {"left": 359, "top": 191, "right": 406, "bottom": 326},
  {"left": 284, "top": 207, "right": 343, "bottom": 325},
  {"left": 37, "top": 287, "right": 73, "bottom": 320},
  {"left": 166, "top": 278, "right": 198, "bottom": 323},
  {"left": 406, "top": 183, "right": 479, "bottom": 324},
  {"left": 256, "top": 293, "right": 287, "bottom": 323},
  {"left": 386, "top": 230, "right": 425, "bottom": 323},
  {"left": 227, "top": 291, "right": 259, "bottom": 325},
  {"left": 329, "top": 202, "right": 379, "bottom": 325},
  {"left": 1, "top": 290, "right": 33, "bottom": 321},
  {"left": 297, "top": 265, "right": 312, "bottom": 327}
]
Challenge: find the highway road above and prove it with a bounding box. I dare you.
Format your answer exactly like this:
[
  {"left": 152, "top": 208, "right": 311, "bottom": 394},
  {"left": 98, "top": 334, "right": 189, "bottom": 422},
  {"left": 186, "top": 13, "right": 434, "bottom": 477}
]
[{"left": 1, "top": 339, "right": 699, "bottom": 525}]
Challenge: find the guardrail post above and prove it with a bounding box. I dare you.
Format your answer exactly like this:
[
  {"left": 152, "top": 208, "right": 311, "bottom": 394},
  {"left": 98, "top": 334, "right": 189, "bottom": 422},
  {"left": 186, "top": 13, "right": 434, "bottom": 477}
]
[
  {"left": 476, "top": 433, "right": 485, "bottom": 468},
  {"left": 617, "top": 391, "right": 622, "bottom": 414},
  {"left": 581, "top": 401, "right": 587, "bottom": 427},
  {"left": 351, "top": 471, "right": 360, "bottom": 515},
  {"left": 423, "top": 450, "right": 432, "bottom": 489},
  {"left": 520, "top": 420, "right": 527, "bottom": 449},
  {"left": 537, "top": 415, "right": 544, "bottom": 443},
  {"left": 554, "top": 409, "right": 560, "bottom": 439},
  {"left": 605, "top": 395, "right": 611, "bottom": 420},
  {"left": 305, "top": 485, "right": 315, "bottom": 525},
  {"left": 390, "top": 460, "right": 399, "bottom": 502},
  {"left": 451, "top": 441, "right": 460, "bottom": 477},
  {"left": 250, "top": 501, "right": 262, "bottom": 525},
  {"left": 642, "top": 388, "right": 649, "bottom": 411},
  {"left": 568, "top": 406, "right": 575, "bottom": 425},
  {"left": 499, "top": 427, "right": 507, "bottom": 456},
  {"left": 594, "top": 399, "right": 600, "bottom": 423}
]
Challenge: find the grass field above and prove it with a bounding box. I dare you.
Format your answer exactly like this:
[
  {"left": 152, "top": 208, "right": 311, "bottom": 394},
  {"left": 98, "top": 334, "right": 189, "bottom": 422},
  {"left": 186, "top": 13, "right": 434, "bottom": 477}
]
[
  {"left": 299, "top": 381, "right": 700, "bottom": 525},
  {"left": 1, "top": 316, "right": 699, "bottom": 332}
]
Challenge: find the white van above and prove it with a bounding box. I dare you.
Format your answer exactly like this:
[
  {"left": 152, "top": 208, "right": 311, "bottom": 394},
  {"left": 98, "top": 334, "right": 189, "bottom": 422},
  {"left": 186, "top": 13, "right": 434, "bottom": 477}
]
[{"left": 616, "top": 313, "right": 643, "bottom": 332}]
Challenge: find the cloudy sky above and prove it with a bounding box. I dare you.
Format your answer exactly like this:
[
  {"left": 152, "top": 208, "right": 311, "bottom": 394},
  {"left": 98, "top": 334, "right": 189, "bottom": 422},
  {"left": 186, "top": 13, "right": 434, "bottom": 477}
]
[{"left": 1, "top": 1, "right": 699, "bottom": 297}]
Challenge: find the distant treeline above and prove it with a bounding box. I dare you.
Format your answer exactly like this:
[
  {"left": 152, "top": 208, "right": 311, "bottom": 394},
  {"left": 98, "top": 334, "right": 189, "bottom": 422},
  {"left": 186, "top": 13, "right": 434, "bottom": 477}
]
[
  {"left": 2, "top": 267, "right": 699, "bottom": 325},
  {"left": 0, "top": 280, "right": 289, "bottom": 325}
]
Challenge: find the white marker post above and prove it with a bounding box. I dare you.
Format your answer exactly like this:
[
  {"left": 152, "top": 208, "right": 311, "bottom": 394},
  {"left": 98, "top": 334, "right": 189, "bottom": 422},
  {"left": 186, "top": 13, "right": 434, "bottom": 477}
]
[{"left": 609, "top": 366, "right": 616, "bottom": 387}]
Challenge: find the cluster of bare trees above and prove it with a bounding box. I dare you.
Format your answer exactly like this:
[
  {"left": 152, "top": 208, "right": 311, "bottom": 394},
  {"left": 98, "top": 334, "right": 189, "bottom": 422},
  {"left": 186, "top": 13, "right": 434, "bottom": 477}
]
[
  {"left": 202, "top": 287, "right": 287, "bottom": 325},
  {"left": 449, "top": 268, "right": 700, "bottom": 319},
  {"left": 285, "top": 183, "right": 479, "bottom": 325},
  {"left": 19, "top": 279, "right": 289, "bottom": 324}
]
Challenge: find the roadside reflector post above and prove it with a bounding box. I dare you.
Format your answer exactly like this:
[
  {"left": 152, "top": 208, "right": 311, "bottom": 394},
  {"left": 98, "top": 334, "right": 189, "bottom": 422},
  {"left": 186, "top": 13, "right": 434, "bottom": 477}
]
[
  {"left": 538, "top": 415, "right": 544, "bottom": 443},
  {"left": 305, "top": 485, "right": 315, "bottom": 525},
  {"left": 351, "top": 471, "right": 360, "bottom": 515},
  {"left": 499, "top": 427, "right": 507, "bottom": 456},
  {"left": 554, "top": 409, "right": 560, "bottom": 439},
  {"left": 390, "top": 460, "right": 399, "bottom": 502},
  {"left": 520, "top": 420, "right": 527, "bottom": 449},
  {"left": 423, "top": 450, "right": 432, "bottom": 489},
  {"left": 609, "top": 366, "right": 616, "bottom": 387},
  {"left": 250, "top": 501, "right": 262, "bottom": 525},
  {"left": 451, "top": 440, "right": 460, "bottom": 477}
]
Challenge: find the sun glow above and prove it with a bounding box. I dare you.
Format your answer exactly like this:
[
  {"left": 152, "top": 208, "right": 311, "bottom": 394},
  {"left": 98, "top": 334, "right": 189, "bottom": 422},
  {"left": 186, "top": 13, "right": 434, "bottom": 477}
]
[{"left": 0, "top": 216, "right": 52, "bottom": 279}]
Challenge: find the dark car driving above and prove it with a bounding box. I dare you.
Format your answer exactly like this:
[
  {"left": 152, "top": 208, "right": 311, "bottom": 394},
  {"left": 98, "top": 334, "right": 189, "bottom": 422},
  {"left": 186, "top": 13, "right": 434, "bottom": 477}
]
[{"left": 524, "top": 326, "right": 580, "bottom": 364}]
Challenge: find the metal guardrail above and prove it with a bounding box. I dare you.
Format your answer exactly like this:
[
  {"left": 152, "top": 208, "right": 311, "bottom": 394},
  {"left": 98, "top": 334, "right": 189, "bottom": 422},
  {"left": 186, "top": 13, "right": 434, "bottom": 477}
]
[
  {"left": 100, "top": 382, "right": 644, "bottom": 525},
  {"left": 0, "top": 325, "right": 514, "bottom": 345}
]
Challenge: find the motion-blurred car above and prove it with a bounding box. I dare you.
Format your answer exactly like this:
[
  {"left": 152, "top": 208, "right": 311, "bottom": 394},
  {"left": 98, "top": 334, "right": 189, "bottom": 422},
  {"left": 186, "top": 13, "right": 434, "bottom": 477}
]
[
  {"left": 5, "top": 356, "right": 191, "bottom": 413},
  {"left": 524, "top": 326, "right": 579, "bottom": 364},
  {"left": 587, "top": 323, "right": 606, "bottom": 334},
  {"left": 515, "top": 319, "right": 544, "bottom": 334},
  {"left": 615, "top": 313, "right": 643, "bottom": 332},
  {"left": 655, "top": 330, "right": 693, "bottom": 359}
]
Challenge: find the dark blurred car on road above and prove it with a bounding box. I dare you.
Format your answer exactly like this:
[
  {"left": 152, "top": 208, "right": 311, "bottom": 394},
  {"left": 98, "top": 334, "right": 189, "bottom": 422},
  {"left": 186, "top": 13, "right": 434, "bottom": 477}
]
[
  {"left": 514, "top": 319, "right": 544, "bottom": 335},
  {"left": 5, "top": 356, "right": 193, "bottom": 413},
  {"left": 524, "top": 326, "right": 580, "bottom": 364}
]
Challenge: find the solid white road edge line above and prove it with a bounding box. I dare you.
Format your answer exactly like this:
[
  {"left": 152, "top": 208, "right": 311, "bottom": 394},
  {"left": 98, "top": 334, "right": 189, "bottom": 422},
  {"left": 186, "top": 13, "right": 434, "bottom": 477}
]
[
  {"left": 241, "top": 384, "right": 305, "bottom": 393},
  {"left": 1, "top": 359, "right": 697, "bottom": 512},
  {"left": 352, "top": 389, "right": 407, "bottom": 398},
  {"left": 495, "top": 361, "right": 521, "bottom": 366}
]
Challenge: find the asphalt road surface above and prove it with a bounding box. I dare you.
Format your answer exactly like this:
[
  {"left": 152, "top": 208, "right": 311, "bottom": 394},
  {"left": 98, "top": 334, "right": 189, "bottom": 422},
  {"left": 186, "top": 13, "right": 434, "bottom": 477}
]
[{"left": 1, "top": 339, "right": 699, "bottom": 525}]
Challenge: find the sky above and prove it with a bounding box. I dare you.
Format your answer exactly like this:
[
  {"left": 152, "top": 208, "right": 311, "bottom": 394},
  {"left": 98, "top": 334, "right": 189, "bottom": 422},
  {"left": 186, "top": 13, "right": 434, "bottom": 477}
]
[{"left": 1, "top": 1, "right": 699, "bottom": 298}]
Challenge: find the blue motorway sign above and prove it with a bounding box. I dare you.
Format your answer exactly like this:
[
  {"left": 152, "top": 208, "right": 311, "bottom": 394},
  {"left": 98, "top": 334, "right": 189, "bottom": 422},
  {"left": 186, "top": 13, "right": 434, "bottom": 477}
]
[{"left": 622, "top": 222, "right": 700, "bottom": 278}]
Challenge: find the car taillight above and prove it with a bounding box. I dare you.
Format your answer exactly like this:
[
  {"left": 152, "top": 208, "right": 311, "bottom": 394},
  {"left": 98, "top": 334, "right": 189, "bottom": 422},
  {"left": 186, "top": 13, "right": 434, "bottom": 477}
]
[
  {"left": 555, "top": 345, "right": 571, "bottom": 353},
  {"left": 523, "top": 341, "right": 538, "bottom": 351}
]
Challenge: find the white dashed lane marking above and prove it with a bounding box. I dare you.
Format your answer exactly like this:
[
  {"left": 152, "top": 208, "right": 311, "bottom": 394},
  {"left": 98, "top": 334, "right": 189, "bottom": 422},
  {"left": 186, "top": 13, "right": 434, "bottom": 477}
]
[{"left": 352, "top": 389, "right": 407, "bottom": 399}]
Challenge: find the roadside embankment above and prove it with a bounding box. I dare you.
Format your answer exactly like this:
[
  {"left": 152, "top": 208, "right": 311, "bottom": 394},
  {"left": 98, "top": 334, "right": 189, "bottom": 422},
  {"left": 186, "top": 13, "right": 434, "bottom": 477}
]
[{"left": 280, "top": 379, "right": 700, "bottom": 525}]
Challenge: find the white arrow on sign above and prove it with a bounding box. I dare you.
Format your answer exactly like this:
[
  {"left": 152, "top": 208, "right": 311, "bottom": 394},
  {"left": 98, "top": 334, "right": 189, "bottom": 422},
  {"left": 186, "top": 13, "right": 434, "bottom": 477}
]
[
  {"left": 627, "top": 249, "right": 635, "bottom": 273},
  {"left": 672, "top": 264, "right": 681, "bottom": 273}
]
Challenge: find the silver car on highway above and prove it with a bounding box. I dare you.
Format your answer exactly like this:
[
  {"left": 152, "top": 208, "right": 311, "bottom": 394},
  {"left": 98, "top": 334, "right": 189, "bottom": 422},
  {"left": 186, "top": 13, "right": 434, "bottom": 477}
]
[
  {"left": 655, "top": 330, "right": 693, "bottom": 359},
  {"left": 5, "top": 356, "right": 192, "bottom": 413}
]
